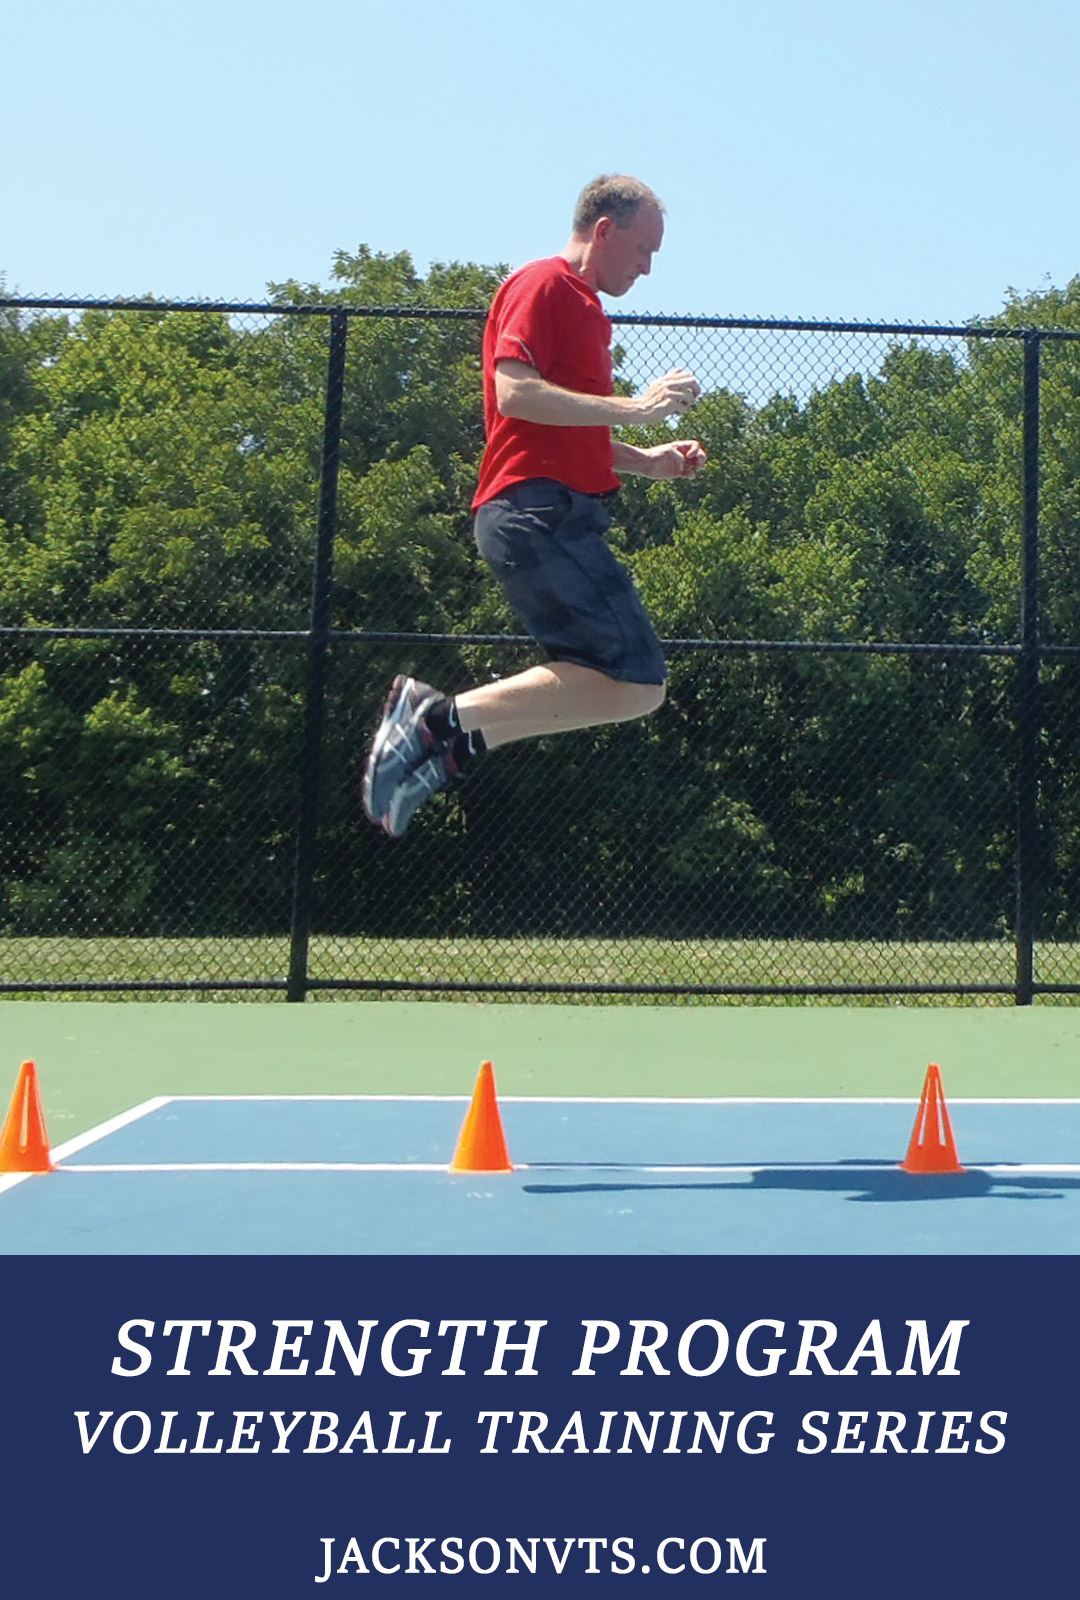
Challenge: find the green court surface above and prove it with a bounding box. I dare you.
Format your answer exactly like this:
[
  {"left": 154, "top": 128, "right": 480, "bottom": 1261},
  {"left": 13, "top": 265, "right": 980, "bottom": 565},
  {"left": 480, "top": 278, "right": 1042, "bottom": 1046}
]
[{"left": 2, "top": 999, "right": 1078, "bottom": 1147}]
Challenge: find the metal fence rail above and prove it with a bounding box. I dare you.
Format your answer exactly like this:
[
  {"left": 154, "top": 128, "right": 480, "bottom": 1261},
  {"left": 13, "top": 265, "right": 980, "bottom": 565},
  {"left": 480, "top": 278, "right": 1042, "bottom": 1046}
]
[{"left": 2, "top": 293, "right": 1079, "bottom": 1002}]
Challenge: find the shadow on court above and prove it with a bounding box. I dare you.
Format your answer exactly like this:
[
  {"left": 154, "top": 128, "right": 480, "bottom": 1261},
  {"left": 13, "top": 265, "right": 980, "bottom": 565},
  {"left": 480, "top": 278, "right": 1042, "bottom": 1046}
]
[{"left": 523, "top": 1163, "right": 1079, "bottom": 1204}]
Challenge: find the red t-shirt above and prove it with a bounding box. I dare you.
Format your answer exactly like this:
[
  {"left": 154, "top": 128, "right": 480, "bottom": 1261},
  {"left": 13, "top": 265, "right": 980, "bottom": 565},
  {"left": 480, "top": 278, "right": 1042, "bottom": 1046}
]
[{"left": 472, "top": 256, "right": 620, "bottom": 507}]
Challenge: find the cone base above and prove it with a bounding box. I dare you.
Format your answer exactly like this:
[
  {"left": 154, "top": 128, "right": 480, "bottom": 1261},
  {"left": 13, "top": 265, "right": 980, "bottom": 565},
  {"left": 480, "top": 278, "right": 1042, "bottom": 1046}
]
[
  {"left": 449, "top": 1156, "right": 514, "bottom": 1174},
  {"left": 899, "top": 1155, "right": 966, "bottom": 1175},
  {"left": 0, "top": 1153, "right": 55, "bottom": 1175}
]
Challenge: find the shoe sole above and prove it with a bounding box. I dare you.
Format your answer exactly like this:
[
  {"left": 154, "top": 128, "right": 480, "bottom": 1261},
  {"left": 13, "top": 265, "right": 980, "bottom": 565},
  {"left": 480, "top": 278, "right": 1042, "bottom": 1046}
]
[
  {"left": 362, "top": 675, "right": 440, "bottom": 828},
  {"left": 361, "top": 675, "right": 411, "bottom": 826}
]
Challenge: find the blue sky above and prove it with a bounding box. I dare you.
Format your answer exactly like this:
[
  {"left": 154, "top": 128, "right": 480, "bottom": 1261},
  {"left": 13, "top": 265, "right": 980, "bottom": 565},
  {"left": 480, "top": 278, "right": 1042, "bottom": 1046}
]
[{"left": 3, "top": 0, "right": 1078, "bottom": 323}]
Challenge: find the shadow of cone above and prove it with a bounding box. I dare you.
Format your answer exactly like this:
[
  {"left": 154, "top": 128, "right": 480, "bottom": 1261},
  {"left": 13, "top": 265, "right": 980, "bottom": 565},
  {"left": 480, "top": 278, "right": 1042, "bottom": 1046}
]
[
  {"left": 449, "top": 1061, "right": 514, "bottom": 1173},
  {"left": 0, "top": 1059, "right": 55, "bottom": 1174},
  {"left": 900, "top": 1063, "right": 965, "bottom": 1174}
]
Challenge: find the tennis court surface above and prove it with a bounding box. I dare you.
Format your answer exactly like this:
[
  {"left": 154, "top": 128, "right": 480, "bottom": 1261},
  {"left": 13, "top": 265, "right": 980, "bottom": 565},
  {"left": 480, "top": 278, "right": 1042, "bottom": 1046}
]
[{"left": 1, "top": 1000, "right": 1078, "bottom": 1254}]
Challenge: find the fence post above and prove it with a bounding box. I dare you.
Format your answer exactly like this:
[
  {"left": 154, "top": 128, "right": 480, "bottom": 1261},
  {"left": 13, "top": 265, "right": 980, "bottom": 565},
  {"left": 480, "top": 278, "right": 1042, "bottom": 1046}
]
[
  {"left": 287, "top": 310, "right": 349, "bottom": 1002},
  {"left": 1015, "top": 332, "right": 1042, "bottom": 1005}
]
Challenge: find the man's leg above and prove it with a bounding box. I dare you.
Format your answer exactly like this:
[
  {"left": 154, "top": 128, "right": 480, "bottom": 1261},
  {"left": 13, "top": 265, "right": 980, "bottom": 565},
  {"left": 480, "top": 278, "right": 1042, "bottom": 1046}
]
[
  {"left": 366, "top": 662, "right": 664, "bottom": 839},
  {"left": 367, "top": 484, "right": 668, "bottom": 836},
  {"left": 454, "top": 661, "right": 665, "bottom": 750}
]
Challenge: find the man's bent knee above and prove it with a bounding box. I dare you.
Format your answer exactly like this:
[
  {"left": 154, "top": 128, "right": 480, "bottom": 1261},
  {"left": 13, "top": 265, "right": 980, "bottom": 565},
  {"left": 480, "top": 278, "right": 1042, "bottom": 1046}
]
[
  {"left": 620, "top": 679, "right": 666, "bottom": 719},
  {"left": 643, "top": 680, "right": 667, "bottom": 715}
]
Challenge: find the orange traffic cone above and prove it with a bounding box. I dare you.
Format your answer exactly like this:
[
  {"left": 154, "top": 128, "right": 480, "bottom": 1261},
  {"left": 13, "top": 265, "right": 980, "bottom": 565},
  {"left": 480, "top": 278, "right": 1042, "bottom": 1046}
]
[
  {"left": 900, "top": 1063, "right": 965, "bottom": 1174},
  {"left": 449, "top": 1061, "right": 514, "bottom": 1173},
  {"left": 0, "top": 1060, "right": 55, "bottom": 1173}
]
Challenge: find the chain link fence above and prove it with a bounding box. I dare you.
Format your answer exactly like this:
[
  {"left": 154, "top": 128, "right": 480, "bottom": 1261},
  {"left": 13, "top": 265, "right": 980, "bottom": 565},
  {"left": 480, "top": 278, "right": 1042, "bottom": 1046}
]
[{"left": 0, "top": 293, "right": 1076, "bottom": 1001}]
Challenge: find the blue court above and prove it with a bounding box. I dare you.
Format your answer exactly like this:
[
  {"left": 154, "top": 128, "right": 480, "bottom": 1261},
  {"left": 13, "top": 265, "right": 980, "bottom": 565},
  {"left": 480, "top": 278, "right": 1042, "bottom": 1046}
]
[{"left": 1, "top": 1094, "right": 1078, "bottom": 1255}]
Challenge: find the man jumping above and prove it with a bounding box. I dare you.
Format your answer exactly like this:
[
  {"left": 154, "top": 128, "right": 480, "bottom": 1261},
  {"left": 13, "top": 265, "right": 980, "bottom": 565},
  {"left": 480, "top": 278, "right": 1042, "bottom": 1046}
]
[{"left": 363, "top": 173, "right": 707, "bottom": 837}]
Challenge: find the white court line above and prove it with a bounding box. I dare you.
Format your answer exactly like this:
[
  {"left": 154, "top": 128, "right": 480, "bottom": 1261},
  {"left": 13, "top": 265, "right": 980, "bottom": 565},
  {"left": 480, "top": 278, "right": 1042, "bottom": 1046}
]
[
  {"left": 0, "top": 1096, "right": 171, "bottom": 1195},
  {"left": 50, "top": 1096, "right": 173, "bottom": 1160},
  {"left": 50, "top": 1160, "right": 1080, "bottom": 1177},
  {"left": 59, "top": 1162, "right": 452, "bottom": 1174},
  {"left": 165, "top": 1093, "right": 1080, "bottom": 1106}
]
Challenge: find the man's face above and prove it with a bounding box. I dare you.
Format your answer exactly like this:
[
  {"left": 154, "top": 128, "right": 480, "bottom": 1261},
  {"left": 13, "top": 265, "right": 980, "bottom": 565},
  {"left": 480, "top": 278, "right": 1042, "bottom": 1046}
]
[{"left": 593, "top": 202, "right": 664, "bottom": 297}]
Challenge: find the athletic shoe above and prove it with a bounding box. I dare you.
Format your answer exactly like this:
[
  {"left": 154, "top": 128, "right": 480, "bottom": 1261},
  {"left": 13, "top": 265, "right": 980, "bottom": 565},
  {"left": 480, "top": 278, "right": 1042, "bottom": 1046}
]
[
  {"left": 362, "top": 674, "right": 442, "bottom": 826},
  {"left": 382, "top": 748, "right": 463, "bottom": 839}
]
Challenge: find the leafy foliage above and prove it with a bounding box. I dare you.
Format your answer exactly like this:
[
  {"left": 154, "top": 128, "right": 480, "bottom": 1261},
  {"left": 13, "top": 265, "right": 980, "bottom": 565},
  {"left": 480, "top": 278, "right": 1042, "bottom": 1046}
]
[{"left": 1, "top": 264, "right": 1079, "bottom": 955}]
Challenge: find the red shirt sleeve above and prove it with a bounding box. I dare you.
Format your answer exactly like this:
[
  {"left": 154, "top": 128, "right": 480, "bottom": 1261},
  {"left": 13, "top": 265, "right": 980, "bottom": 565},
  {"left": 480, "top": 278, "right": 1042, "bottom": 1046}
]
[{"left": 489, "top": 267, "right": 566, "bottom": 377}]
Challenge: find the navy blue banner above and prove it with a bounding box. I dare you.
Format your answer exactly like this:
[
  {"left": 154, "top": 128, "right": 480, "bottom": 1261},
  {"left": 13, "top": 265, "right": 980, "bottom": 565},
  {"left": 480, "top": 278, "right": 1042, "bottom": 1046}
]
[{"left": 2, "top": 1255, "right": 1070, "bottom": 1593}]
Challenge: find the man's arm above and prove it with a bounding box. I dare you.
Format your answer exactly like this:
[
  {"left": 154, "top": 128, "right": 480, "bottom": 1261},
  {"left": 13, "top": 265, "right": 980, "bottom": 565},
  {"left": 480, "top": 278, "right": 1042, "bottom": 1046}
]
[
  {"left": 495, "top": 358, "right": 700, "bottom": 428},
  {"left": 612, "top": 439, "right": 708, "bottom": 480}
]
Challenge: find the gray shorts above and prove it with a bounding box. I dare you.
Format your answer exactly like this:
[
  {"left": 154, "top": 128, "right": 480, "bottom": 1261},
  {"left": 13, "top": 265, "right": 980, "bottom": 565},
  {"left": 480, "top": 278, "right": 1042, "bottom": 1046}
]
[{"left": 473, "top": 479, "right": 667, "bottom": 685}]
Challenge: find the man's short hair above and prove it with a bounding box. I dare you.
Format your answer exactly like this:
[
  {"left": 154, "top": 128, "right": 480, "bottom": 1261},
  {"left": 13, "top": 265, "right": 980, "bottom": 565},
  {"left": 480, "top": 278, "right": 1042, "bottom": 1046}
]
[{"left": 572, "top": 174, "right": 665, "bottom": 235}]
